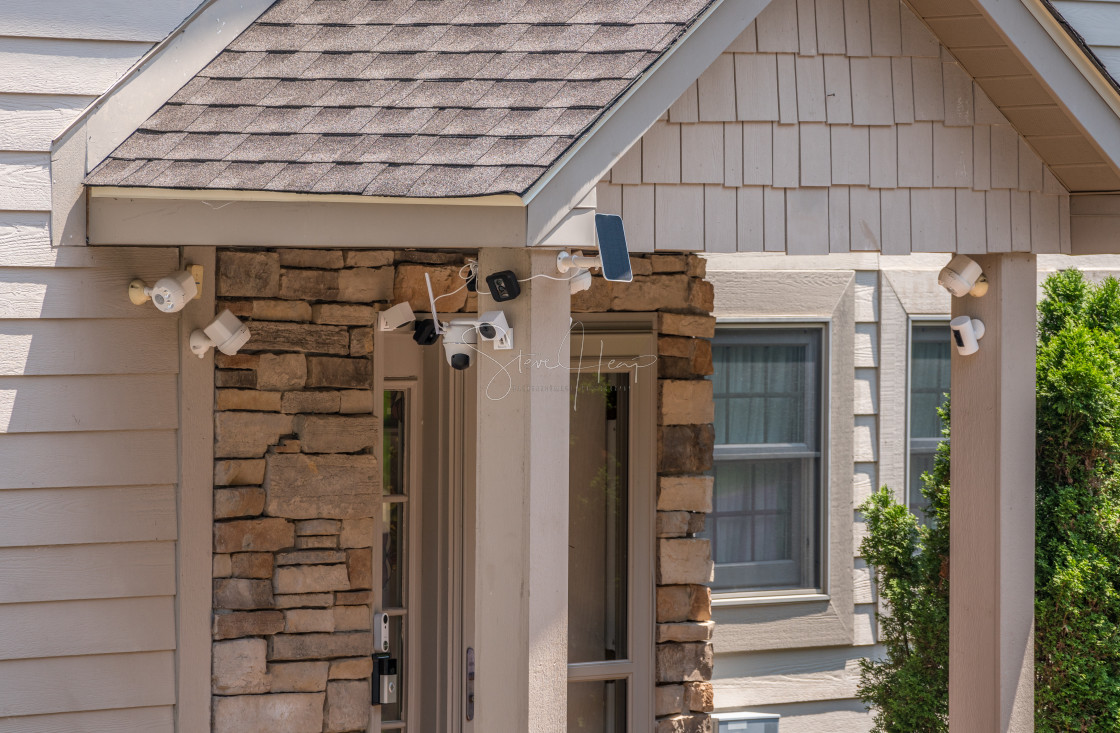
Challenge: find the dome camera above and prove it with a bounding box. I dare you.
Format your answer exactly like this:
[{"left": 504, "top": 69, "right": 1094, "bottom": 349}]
[
  {"left": 938, "top": 255, "right": 988, "bottom": 298},
  {"left": 442, "top": 319, "right": 478, "bottom": 371},
  {"left": 190, "top": 309, "right": 251, "bottom": 358}
]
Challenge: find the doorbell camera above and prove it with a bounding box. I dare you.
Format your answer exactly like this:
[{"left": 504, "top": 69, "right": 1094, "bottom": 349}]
[
  {"left": 949, "top": 315, "right": 985, "bottom": 356},
  {"left": 442, "top": 319, "right": 479, "bottom": 371},
  {"left": 938, "top": 255, "right": 988, "bottom": 298},
  {"left": 129, "top": 269, "right": 200, "bottom": 313},
  {"left": 189, "top": 309, "right": 251, "bottom": 358},
  {"left": 374, "top": 612, "right": 390, "bottom": 654}
]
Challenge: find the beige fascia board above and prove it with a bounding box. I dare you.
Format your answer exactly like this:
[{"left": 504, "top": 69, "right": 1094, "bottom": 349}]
[
  {"left": 87, "top": 195, "right": 528, "bottom": 248},
  {"left": 1069, "top": 193, "right": 1120, "bottom": 254},
  {"left": 967, "top": 0, "right": 1120, "bottom": 182},
  {"left": 88, "top": 185, "right": 526, "bottom": 208},
  {"left": 522, "top": 0, "right": 772, "bottom": 247}
]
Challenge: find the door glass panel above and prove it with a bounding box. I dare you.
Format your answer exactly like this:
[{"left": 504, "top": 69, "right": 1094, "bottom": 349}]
[
  {"left": 568, "top": 374, "right": 629, "bottom": 665},
  {"left": 384, "top": 390, "right": 407, "bottom": 496},
  {"left": 382, "top": 501, "right": 404, "bottom": 608},
  {"left": 567, "top": 679, "right": 627, "bottom": 732}
]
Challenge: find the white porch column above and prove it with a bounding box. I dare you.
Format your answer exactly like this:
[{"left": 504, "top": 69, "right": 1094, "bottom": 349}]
[
  {"left": 949, "top": 253, "right": 1036, "bottom": 733},
  {"left": 472, "top": 248, "right": 570, "bottom": 733}
]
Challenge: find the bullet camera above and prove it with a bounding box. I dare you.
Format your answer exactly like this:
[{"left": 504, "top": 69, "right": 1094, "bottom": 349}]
[
  {"left": 189, "top": 309, "right": 251, "bottom": 358},
  {"left": 129, "top": 268, "right": 201, "bottom": 313},
  {"left": 441, "top": 311, "right": 513, "bottom": 370},
  {"left": 949, "top": 315, "right": 985, "bottom": 356},
  {"left": 938, "top": 255, "right": 988, "bottom": 298}
]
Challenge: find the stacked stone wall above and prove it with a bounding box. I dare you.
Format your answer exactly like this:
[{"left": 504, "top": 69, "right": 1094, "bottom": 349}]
[
  {"left": 210, "top": 247, "right": 713, "bottom": 733},
  {"left": 574, "top": 253, "right": 717, "bottom": 733},
  {"left": 210, "top": 248, "right": 473, "bottom": 733}
]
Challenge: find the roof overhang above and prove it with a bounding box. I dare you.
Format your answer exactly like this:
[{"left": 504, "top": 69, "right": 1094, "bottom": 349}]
[{"left": 73, "top": 0, "right": 770, "bottom": 250}]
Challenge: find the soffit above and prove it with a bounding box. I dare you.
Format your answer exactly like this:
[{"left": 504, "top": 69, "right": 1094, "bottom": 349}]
[
  {"left": 909, "top": 0, "right": 1120, "bottom": 191},
  {"left": 84, "top": 0, "right": 714, "bottom": 198}
]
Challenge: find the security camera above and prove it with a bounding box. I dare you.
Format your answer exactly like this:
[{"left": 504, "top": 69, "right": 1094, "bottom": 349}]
[
  {"left": 949, "top": 315, "right": 985, "bottom": 356},
  {"left": 442, "top": 319, "right": 478, "bottom": 371},
  {"left": 938, "top": 255, "right": 988, "bottom": 298},
  {"left": 477, "top": 311, "right": 513, "bottom": 349},
  {"left": 129, "top": 269, "right": 200, "bottom": 313},
  {"left": 189, "top": 309, "right": 251, "bottom": 358},
  {"left": 378, "top": 302, "right": 415, "bottom": 331}
]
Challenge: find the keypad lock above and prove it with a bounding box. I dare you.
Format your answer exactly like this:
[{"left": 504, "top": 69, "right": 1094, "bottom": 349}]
[{"left": 372, "top": 656, "right": 398, "bottom": 705}]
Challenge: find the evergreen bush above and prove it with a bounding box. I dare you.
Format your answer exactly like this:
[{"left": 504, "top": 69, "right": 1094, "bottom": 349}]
[
  {"left": 856, "top": 406, "right": 950, "bottom": 732},
  {"left": 856, "top": 270, "right": 1120, "bottom": 731},
  {"left": 1035, "top": 270, "right": 1120, "bottom": 731}
]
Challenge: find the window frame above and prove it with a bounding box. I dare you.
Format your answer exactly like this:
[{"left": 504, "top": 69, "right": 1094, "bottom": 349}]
[
  {"left": 712, "top": 711, "right": 781, "bottom": 732},
  {"left": 905, "top": 317, "right": 951, "bottom": 516},
  {"left": 708, "top": 322, "right": 831, "bottom": 600},
  {"left": 705, "top": 267, "right": 855, "bottom": 653}
]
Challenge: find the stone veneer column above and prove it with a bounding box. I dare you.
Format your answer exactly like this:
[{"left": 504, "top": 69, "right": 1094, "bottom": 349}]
[
  {"left": 208, "top": 248, "right": 474, "bottom": 733},
  {"left": 574, "top": 254, "right": 717, "bottom": 733}
]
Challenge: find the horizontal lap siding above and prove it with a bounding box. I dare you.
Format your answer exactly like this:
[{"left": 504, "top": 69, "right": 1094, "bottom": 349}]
[
  {"left": 603, "top": 0, "right": 1071, "bottom": 255},
  {"left": 0, "top": 10, "right": 190, "bottom": 730}
]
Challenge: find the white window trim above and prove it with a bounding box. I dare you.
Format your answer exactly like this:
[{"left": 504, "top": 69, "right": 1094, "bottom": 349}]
[{"left": 708, "top": 320, "right": 832, "bottom": 603}]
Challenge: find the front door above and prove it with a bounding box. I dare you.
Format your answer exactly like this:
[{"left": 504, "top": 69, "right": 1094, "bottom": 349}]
[
  {"left": 376, "top": 332, "right": 476, "bottom": 733},
  {"left": 566, "top": 324, "right": 656, "bottom": 733}
]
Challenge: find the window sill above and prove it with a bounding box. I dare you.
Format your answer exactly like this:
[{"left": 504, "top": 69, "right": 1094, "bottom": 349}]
[{"left": 711, "top": 592, "right": 830, "bottom": 608}]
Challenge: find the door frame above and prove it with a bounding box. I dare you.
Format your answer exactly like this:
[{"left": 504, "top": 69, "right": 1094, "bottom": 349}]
[{"left": 565, "top": 313, "right": 657, "bottom": 733}]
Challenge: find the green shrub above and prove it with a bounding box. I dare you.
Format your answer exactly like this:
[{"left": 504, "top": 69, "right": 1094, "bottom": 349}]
[
  {"left": 856, "top": 405, "right": 950, "bottom": 733},
  {"left": 857, "top": 270, "right": 1120, "bottom": 731},
  {"left": 1035, "top": 270, "right": 1120, "bottom": 731}
]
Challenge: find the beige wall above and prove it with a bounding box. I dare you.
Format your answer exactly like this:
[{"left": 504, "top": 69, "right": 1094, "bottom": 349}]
[
  {"left": 596, "top": 0, "right": 1071, "bottom": 257},
  {"left": 0, "top": 3, "right": 199, "bottom": 730}
]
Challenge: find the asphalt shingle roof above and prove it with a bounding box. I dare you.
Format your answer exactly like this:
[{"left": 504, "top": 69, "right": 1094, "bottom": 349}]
[{"left": 87, "top": 0, "right": 714, "bottom": 198}]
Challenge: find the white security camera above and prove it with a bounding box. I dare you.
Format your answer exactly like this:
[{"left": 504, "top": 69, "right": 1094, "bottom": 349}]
[
  {"left": 378, "top": 302, "right": 415, "bottom": 331},
  {"left": 938, "top": 255, "right": 988, "bottom": 298},
  {"left": 129, "top": 269, "right": 199, "bottom": 313},
  {"left": 442, "top": 319, "right": 479, "bottom": 371},
  {"left": 477, "top": 311, "right": 513, "bottom": 350},
  {"left": 441, "top": 312, "right": 514, "bottom": 370},
  {"left": 189, "top": 309, "right": 251, "bottom": 358},
  {"left": 949, "top": 315, "right": 985, "bottom": 356}
]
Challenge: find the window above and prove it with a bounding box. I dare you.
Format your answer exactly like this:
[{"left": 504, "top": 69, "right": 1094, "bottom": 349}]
[
  {"left": 908, "top": 323, "right": 951, "bottom": 521},
  {"left": 713, "top": 712, "right": 780, "bottom": 732},
  {"left": 705, "top": 328, "right": 825, "bottom": 594}
]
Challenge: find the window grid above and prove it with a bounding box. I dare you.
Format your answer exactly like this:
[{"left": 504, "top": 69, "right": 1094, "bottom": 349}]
[{"left": 707, "top": 328, "right": 824, "bottom": 594}]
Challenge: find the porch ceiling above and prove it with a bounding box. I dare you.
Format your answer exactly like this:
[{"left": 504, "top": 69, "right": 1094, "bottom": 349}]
[{"left": 909, "top": 0, "right": 1120, "bottom": 192}]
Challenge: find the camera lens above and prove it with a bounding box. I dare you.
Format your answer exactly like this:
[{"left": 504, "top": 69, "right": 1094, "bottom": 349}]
[
  {"left": 478, "top": 324, "right": 496, "bottom": 339},
  {"left": 450, "top": 353, "right": 470, "bottom": 371}
]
